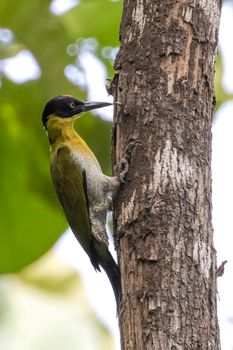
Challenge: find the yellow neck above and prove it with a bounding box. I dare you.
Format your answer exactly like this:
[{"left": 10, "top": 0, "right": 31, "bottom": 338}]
[
  {"left": 45, "top": 116, "right": 95, "bottom": 159},
  {"left": 46, "top": 116, "right": 75, "bottom": 145}
]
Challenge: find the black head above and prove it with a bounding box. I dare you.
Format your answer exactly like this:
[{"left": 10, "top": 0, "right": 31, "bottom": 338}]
[
  {"left": 42, "top": 95, "right": 112, "bottom": 127},
  {"left": 42, "top": 95, "right": 84, "bottom": 126}
]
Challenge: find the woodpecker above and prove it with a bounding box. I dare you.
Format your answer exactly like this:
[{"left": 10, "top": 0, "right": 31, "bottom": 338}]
[{"left": 42, "top": 95, "right": 121, "bottom": 308}]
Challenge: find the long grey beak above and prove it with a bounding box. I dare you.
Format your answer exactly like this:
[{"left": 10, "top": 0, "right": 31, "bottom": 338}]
[{"left": 82, "top": 101, "right": 112, "bottom": 112}]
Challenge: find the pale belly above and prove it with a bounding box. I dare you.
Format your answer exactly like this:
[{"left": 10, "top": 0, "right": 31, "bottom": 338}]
[{"left": 72, "top": 151, "right": 109, "bottom": 208}]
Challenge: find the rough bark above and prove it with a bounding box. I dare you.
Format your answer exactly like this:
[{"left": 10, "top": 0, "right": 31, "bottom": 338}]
[{"left": 111, "top": 1, "right": 222, "bottom": 349}]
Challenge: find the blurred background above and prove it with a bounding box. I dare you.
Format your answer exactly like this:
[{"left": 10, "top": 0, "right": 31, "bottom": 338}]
[{"left": 0, "top": 0, "right": 233, "bottom": 349}]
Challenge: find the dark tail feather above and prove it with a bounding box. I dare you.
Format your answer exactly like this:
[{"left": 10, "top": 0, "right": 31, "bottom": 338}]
[
  {"left": 100, "top": 249, "right": 121, "bottom": 311},
  {"left": 90, "top": 239, "right": 121, "bottom": 311}
]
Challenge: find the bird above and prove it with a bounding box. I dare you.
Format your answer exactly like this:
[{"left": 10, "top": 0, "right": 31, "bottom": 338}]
[{"left": 42, "top": 95, "right": 121, "bottom": 308}]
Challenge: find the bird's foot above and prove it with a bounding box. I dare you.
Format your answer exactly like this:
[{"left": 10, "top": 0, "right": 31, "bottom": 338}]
[{"left": 118, "top": 157, "right": 129, "bottom": 183}]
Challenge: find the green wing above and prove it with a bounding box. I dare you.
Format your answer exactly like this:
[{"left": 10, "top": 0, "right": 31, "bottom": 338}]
[
  {"left": 51, "top": 146, "right": 121, "bottom": 305},
  {"left": 50, "top": 146, "right": 91, "bottom": 256}
]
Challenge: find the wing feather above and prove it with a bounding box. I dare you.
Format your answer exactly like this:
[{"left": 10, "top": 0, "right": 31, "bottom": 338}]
[
  {"left": 50, "top": 146, "right": 91, "bottom": 256},
  {"left": 50, "top": 145, "right": 121, "bottom": 306}
]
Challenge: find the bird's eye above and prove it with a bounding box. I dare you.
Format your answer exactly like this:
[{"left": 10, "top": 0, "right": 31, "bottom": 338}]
[{"left": 69, "top": 102, "right": 75, "bottom": 109}]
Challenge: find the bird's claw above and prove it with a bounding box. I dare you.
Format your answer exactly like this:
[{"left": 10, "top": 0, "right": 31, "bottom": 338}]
[{"left": 119, "top": 157, "right": 129, "bottom": 183}]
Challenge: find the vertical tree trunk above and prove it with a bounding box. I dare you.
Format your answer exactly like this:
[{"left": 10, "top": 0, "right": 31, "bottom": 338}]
[{"left": 111, "top": 1, "right": 222, "bottom": 349}]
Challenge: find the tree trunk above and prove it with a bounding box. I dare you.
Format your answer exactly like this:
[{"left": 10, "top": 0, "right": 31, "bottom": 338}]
[{"left": 111, "top": 1, "right": 222, "bottom": 349}]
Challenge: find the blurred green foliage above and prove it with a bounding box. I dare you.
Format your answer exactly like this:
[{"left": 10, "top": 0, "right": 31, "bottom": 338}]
[
  {"left": 0, "top": 252, "right": 115, "bottom": 350},
  {"left": 0, "top": 0, "right": 122, "bottom": 272}
]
